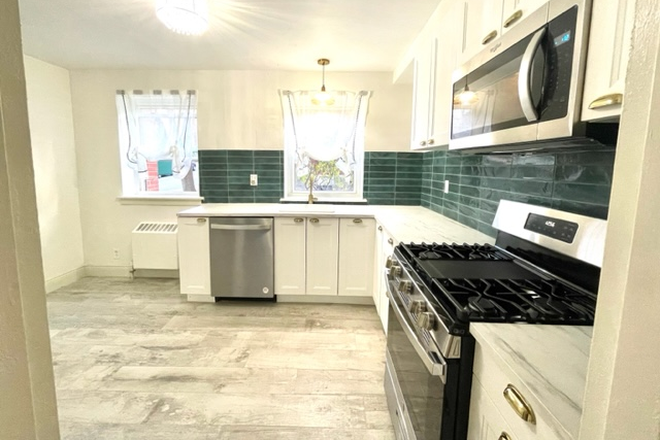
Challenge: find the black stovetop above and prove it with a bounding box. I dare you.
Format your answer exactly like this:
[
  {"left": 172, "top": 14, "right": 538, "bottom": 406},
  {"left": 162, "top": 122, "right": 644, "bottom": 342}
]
[{"left": 399, "top": 242, "right": 597, "bottom": 325}]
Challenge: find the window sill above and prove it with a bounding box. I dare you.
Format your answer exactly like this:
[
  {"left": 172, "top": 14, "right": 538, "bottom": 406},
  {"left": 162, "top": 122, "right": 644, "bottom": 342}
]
[{"left": 117, "top": 195, "right": 204, "bottom": 206}]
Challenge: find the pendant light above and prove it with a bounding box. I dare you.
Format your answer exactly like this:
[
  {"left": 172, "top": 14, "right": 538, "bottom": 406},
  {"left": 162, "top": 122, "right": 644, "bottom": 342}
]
[
  {"left": 454, "top": 75, "right": 478, "bottom": 106},
  {"left": 311, "top": 58, "right": 335, "bottom": 106},
  {"left": 156, "top": 0, "right": 209, "bottom": 36}
]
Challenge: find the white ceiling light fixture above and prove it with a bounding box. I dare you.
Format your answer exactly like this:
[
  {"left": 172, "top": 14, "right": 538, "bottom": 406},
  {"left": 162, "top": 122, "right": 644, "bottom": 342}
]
[
  {"left": 156, "top": 0, "right": 209, "bottom": 36},
  {"left": 311, "top": 58, "right": 336, "bottom": 106}
]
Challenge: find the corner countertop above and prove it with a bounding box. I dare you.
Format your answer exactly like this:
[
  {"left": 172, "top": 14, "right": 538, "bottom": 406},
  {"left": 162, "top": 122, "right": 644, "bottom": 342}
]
[
  {"left": 470, "top": 323, "right": 592, "bottom": 439},
  {"left": 177, "top": 204, "right": 493, "bottom": 245}
]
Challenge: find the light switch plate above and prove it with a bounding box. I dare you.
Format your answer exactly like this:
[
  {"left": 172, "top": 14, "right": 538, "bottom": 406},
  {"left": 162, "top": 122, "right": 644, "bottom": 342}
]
[
  {"left": 444, "top": 180, "right": 450, "bottom": 193},
  {"left": 250, "top": 174, "right": 258, "bottom": 186}
]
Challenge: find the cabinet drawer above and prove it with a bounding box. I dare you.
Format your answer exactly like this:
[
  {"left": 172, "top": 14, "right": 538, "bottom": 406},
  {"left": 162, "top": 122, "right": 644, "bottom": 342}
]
[
  {"left": 468, "top": 374, "right": 515, "bottom": 440},
  {"left": 472, "top": 339, "right": 572, "bottom": 440}
]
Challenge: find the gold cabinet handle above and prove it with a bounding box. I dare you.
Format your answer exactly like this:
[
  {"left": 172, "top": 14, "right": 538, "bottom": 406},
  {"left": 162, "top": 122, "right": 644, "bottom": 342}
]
[
  {"left": 196, "top": 218, "right": 207, "bottom": 223},
  {"left": 482, "top": 29, "right": 498, "bottom": 45},
  {"left": 499, "top": 432, "right": 512, "bottom": 440},
  {"left": 428, "top": 138, "right": 435, "bottom": 145},
  {"left": 589, "top": 93, "right": 624, "bottom": 109},
  {"left": 388, "top": 238, "right": 394, "bottom": 245},
  {"left": 419, "top": 140, "right": 427, "bottom": 146},
  {"left": 503, "top": 9, "right": 523, "bottom": 28},
  {"left": 353, "top": 218, "right": 363, "bottom": 224},
  {"left": 293, "top": 217, "right": 304, "bottom": 223},
  {"left": 378, "top": 225, "right": 383, "bottom": 231},
  {"left": 503, "top": 384, "right": 536, "bottom": 424},
  {"left": 309, "top": 218, "right": 320, "bottom": 224}
]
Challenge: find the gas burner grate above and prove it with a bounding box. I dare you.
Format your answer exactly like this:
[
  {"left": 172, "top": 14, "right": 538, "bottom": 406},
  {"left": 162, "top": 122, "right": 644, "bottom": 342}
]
[{"left": 402, "top": 242, "right": 511, "bottom": 262}]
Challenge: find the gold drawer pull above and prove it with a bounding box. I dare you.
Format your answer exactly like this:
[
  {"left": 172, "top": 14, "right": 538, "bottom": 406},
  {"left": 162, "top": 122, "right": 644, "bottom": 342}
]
[
  {"left": 499, "top": 432, "right": 512, "bottom": 440},
  {"left": 196, "top": 218, "right": 207, "bottom": 223},
  {"left": 293, "top": 217, "right": 304, "bottom": 223},
  {"left": 309, "top": 218, "right": 319, "bottom": 224},
  {"left": 482, "top": 30, "right": 498, "bottom": 45},
  {"left": 378, "top": 226, "right": 383, "bottom": 231},
  {"left": 503, "top": 384, "right": 536, "bottom": 424},
  {"left": 589, "top": 93, "right": 623, "bottom": 109},
  {"left": 353, "top": 218, "right": 363, "bottom": 224},
  {"left": 503, "top": 9, "right": 523, "bottom": 28},
  {"left": 388, "top": 238, "right": 394, "bottom": 245},
  {"left": 428, "top": 138, "right": 435, "bottom": 145}
]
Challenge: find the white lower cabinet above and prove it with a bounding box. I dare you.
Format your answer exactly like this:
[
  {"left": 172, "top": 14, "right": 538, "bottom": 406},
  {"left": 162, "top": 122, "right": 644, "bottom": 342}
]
[
  {"left": 468, "top": 375, "right": 515, "bottom": 440},
  {"left": 338, "top": 218, "right": 376, "bottom": 297},
  {"left": 177, "top": 216, "right": 211, "bottom": 296},
  {"left": 274, "top": 217, "right": 306, "bottom": 295},
  {"left": 306, "top": 217, "right": 339, "bottom": 295}
]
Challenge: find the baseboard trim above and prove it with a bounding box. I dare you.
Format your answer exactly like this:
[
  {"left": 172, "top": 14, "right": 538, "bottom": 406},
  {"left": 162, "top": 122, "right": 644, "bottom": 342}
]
[
  {"left": 277, "top": 295, "right": 375, "bottom": 305},
  {"left": 85, "top": 266, "right": 133, "bottom": 278},
  {"left": 45, "top": 266, "right": 86, "bottom": 293},
  {"left": 133, "top": 269, "right": 179, "bottom": 279}
]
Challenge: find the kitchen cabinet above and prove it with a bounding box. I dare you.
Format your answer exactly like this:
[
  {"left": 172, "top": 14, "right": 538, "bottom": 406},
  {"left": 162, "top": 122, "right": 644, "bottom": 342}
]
[
  {"left": 581, "top": 0, "right": 634, "bottom": 121},
  {"left": 373, "top": 222, "right": 395, "bottom": 332},
  {"left": 306, "top": 217, "right": 339, "bottom": 295},
  {"left": 338, "top": 218, "right": 376, "bottom": 297},
  {"left": 177, "top": 216, "right": 210, "bottom": 296},
  {"left": 500, "top": 0, "right": 547, "bottom": 36},
  {"left": 468, "top": 375, "right": 516, "bottom": 440},
  {"left": 469, "top": 335, "right": 571, "bottom": 440},
  {"left": 410, "top": 38, "right": 436, "bottom": 150},
  {"left": 274, "top": 217, "right": 306, "bottom": 295}
]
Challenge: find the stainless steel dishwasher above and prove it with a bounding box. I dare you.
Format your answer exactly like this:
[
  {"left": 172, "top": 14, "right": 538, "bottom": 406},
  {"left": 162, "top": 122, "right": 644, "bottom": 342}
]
[{"left": 209, "top": 217, "right": 274, "bottom": 299}]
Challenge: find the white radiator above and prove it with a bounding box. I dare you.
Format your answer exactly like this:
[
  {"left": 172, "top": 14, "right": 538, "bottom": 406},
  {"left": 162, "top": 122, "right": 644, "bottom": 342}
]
[{"left": 131, "top": 222, "right": 179, "bottom": 270}]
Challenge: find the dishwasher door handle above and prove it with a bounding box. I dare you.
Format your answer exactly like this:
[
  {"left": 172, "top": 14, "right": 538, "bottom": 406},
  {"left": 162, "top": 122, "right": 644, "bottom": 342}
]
[{"left": 210, "top": 224, "right": 272, "bottom": 231}]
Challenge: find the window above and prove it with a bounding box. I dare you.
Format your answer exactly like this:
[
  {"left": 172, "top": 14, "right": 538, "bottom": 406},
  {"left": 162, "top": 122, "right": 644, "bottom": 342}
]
[
  {"left": 280, "top": 90, "right": 371, "bottom": 201},
  {"left": 115, "top": 90, "right": 199, "bottom": 197}
]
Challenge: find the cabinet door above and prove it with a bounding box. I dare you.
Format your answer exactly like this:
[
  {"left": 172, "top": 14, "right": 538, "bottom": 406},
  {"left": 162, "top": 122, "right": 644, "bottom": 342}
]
[
  {"left": 461, "top": 0, "right": 504, "bottom": 64},
  {"left": 429, "top": 0, "right": 465, "bottom": 147},
  {"left": 581, "top": 0, "right": 634, "bottom": 121},
  {"left": 177, "top": 217, "right": 210, "bottom": 296},
  {"left": 411, "top": 38, "right": 436, "bottom": 150},
  {"left": 379, "top": 230, "right": 396, "bottom": 332},
  {"left": 468, "top": 375, "right": 516, "bottom": 440},
  {"left": 306, "top": 217, "right": 339, "bottom": 296},
  {"left": 338, "top": 218, "right": 376, "bottom": 297},
  {"left": 500, "top": 0, "right": 546, "bottom": 36},
  {"left": 274, "top": 217, "right": 306, "bottom": 295}
]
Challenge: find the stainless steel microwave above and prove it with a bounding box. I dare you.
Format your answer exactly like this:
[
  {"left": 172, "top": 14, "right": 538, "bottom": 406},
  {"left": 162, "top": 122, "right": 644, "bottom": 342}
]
[{"left": 450, "top": 0, "right": 591, "bottom": 151}]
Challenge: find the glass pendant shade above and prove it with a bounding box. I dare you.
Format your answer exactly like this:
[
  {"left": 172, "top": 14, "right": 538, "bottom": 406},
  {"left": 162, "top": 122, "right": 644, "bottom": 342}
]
[{"left": 156, "top": 0, "right": 209, "bottom": 35}]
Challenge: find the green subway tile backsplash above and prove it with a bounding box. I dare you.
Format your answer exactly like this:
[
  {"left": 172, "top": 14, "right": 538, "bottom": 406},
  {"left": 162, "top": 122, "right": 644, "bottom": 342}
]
[{"left": 199, "top": 147, "right": 616, "bottom": 237}]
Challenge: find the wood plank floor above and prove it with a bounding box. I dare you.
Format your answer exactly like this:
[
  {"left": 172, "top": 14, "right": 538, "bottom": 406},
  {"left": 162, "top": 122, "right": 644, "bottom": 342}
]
[{"left": 47, "top": 277, "right": 394, "bottom": 439}]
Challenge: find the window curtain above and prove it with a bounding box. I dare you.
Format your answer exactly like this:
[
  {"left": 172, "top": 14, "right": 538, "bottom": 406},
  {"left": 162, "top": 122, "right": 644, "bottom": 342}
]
[
  {"left": 116, "top": 89, "right": 197, "bottom": 192},
  {"left": 280, "top": 90, "right": 370, "bottom": 195}
]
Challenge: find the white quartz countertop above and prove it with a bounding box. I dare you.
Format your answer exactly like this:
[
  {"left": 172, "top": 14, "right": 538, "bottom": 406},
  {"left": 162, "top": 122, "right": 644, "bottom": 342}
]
[
  {"left": 178, "top": 204, "right": 493, "bottom": 245},
  {"left": 470, "top": 323, "right": 592, "bottom": 439}
]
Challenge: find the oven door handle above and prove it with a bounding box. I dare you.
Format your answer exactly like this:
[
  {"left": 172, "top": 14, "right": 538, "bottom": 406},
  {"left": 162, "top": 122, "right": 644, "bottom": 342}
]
[
  {"left": 387, "top": 281, "right": 447, "bottom": 383},
  {"left": 518, "top": 27, "right": 546, "bottom": 122}
]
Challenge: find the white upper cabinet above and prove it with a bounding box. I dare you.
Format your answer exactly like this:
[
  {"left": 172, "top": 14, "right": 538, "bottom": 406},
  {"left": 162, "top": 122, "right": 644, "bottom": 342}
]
[
  {"left": 306, "top": 217, "right": 339, "bottom": 296},
  {"left": 581, "top": 0, "right": 634, "bottom": 121},
  {"left": 177, "top": 217, "right": 210, "bottom": 296},
  {"left": 274, "top": 217, "right": 306, "bottom": 295},
  {"left": 461, "top": 0, "right": 504, "bottom": 64},
  {"left": 411, "top": 38, "right": 437, "bottom": 150},
  {"left": 338, "top": 218, "right": 376, "bottom": 297},
  {"left": 500, "top": 0, "right": 548, "bottom": 36}
]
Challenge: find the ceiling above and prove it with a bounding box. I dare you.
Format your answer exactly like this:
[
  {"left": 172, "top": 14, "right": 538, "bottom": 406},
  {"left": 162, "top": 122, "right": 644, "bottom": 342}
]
[{"left": 18, "top": 0, "right": 439, "bottom": 71}]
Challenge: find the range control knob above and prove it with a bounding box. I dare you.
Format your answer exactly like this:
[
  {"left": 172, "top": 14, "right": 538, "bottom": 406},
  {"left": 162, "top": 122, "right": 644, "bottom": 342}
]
[
  {"left": 409, "top": 300, "right": 426, "bottom": 314},
  {"left": 398, "top": 280, "right": 412, "bottom": 295},
  {"left": 416, "top": 312, "right": 435, "bottom": 331},
  {"left": 388, "top": 265, "right": 402, "bottom": 279},
  {"left": 385, "top": 256, "right": 394, "bottom": 269}
]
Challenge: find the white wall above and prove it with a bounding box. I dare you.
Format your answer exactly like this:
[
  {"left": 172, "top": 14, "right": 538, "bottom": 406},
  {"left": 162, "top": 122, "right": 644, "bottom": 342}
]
[
  {"left": 69, "top": 69, "right": 412, "bottom": 271},
  {"left": 24, "top": 56, "right": 85, "bottom": 290}
]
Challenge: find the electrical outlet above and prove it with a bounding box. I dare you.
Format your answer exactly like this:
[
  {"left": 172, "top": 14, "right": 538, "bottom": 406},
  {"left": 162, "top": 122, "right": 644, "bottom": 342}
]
[
  {"left": 250, "top": 174, "right": 258, "bottom": 186},
  {"left": 444, "top": 180, "right": 450, "bottom": 194},
  {"left": 113, "top": 248, "right": 120, "bottom": 260}
]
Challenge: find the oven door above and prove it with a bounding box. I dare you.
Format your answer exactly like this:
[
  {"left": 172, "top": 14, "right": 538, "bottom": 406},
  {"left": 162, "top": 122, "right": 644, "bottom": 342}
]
[{"left": 385, "top": 284, "right": 455, "bottom": 440}]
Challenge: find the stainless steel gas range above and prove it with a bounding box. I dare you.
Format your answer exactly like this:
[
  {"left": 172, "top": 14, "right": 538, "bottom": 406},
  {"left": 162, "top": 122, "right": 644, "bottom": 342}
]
[{"left": 384, "top": 200, "right": 606, "bottom": 440}]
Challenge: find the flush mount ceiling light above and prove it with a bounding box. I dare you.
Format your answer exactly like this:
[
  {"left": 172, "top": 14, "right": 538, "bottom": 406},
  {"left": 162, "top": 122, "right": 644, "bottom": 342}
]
[
  {"left": 311, "top": 58, "right": 335, "bottom": 106},
  {"left": 156, "top": 0, "right": 209, "bottom": 36}
]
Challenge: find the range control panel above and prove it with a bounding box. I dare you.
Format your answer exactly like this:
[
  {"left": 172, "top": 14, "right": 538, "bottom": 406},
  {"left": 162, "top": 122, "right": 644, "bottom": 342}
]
[{"left": 524, "top": 213, "right": 578, "bottom": 243}]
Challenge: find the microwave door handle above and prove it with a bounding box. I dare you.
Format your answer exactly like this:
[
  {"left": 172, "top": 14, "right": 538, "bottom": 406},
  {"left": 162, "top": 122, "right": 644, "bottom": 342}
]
[{"left": 518, "top": 27, "right": 546, "bottom": 122}]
